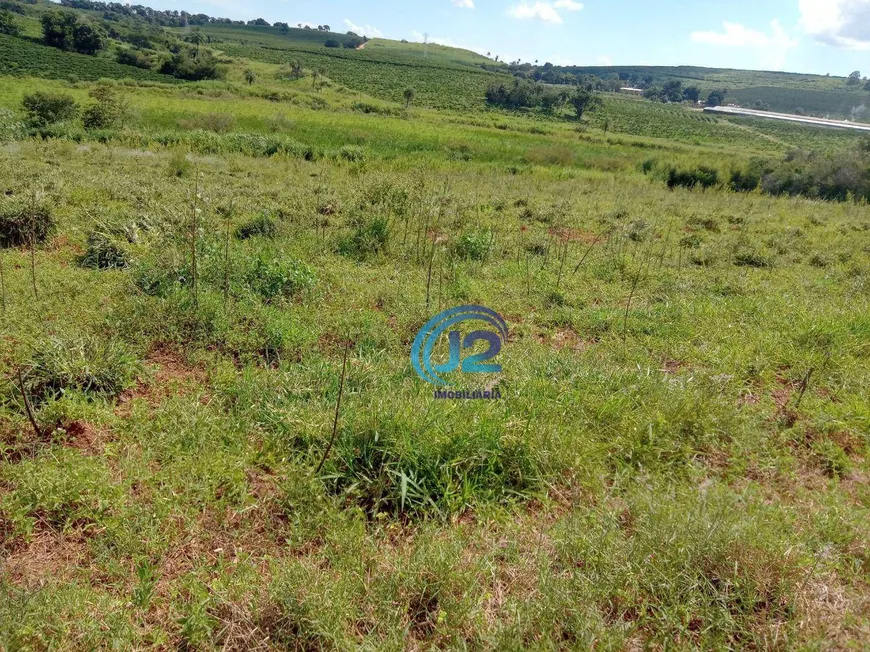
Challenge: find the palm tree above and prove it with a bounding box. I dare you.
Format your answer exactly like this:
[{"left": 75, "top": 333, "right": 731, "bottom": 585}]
[
  {"left": 403, "top": 87, "right": 415, "bottom": 109},
  {"left": 289, "top": 59, "right": 302, "bottom": 80},
  {"left": 188, "top": 29, "right": 204, "bottom": 58},
  {"left": 314, "top": 66, "right": 326, "bottom": 91}
]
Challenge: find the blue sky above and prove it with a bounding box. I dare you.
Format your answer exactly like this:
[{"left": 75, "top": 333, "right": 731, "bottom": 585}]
[{"left": 149, "top": 0, "right": 869, "bottom": 75}]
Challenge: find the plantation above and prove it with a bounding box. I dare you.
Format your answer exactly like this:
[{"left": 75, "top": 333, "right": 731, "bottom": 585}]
[
  {"left": 0, "top": 33, "right": 177, "bottom": 83},
  {"left": 0, "top": 0, "right": 869, "bottom": 649}
]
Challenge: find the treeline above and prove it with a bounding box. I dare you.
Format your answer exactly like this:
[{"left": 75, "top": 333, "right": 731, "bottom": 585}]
[
  {"left": 485, "top": 79, "right": 601, "bottom": 117},
  {"left": 59, "top": 0, "right": 254, "bottom": 28},
  {"left": 653, "top": 138, "right": 870, "bottom": 203}
]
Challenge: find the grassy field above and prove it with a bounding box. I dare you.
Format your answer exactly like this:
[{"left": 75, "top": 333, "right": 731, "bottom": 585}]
[{"left": 0, "top": 3, "right": 870, "bottom": 649}]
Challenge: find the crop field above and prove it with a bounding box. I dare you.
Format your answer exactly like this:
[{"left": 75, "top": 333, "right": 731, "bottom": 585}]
[
  {"left": 217, "top": 42, "right": 510, "bottom": 112},
  {"left": 0, "top": 34, "right": 178, "bottom": 83},
  {"left": 1, "top": 2, "right": 870, "bottom": 649}
]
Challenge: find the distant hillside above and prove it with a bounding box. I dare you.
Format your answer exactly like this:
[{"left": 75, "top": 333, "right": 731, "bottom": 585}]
[{"left": 549, "top": 65, "right": 869, "bottom": 120}]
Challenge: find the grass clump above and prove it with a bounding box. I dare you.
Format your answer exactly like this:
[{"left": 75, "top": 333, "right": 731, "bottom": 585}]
[
  {"left": 0, "top": 199, "right": 55, "bottom": 248},
  {"left": 234, "top": 212, "right": 278, "bottom": 240},
  {"left": 79, "top": 229, "right": 131, "bottom": 269},
  {"left": 23, "top": 334, "right": 141, "bottom": 401},
  {"left": 324, "top": 415, "right": 539, "bottom": 517},
  {"left": 338, "top": 216, "right": 390, "bottom": 258},
  {"left": 452, "top": 230, "right": 493, "bottom": 261},
  {"left": 243, "top": 255, "right": 316, "bottom": 302}
]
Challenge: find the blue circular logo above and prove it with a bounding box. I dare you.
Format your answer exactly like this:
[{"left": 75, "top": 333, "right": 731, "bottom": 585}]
[{"left": 411, "top": 305, "right": 508, "bottom": 387}]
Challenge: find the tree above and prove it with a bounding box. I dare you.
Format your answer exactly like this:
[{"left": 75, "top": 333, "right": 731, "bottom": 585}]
[
  {"left": 22, "top": 92, "right": 79, "bottom": 128},
  {"left": 662, "top": 80, "right": 683, "bottom": 103},
  {"left": 41, "top": 10, "right": 77, "bottom": 49},
  {"left": 72, "top": 22, "right": 107, "bottom": 55},
  {"left": 244, "top": 68, "right": 256, "bottom": 85},
  {"left": 324, "top": 38, "right": 340, "bottom": 48},
  {"left": 0, "top": 10, "right": 20, "bottom": 36},
  {"left": 187, "top": 29, "right": 205, "bottom": 58},
  {"left": 847, "top": 70, "right": 861, "bottom": 86},
  {"left": 569, "top": 88, "right": 601, "bottom": 119},
  {"left": 403, "top": 87, "right": 415, "bottom": 109},
  {"left": 706, "top": 89, "right": 727, "bottom": 107},
  {"left": 40, "top": 11, "right": 106, "bottom": 55},
  {"left": 682, "top": 86, "right": 701, "bottom": 103},
  {"left": 864, "top": 80, "right": 870, "bottom": 92}
]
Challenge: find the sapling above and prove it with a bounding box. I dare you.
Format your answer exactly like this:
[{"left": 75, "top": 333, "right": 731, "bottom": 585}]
[
  {"left": 0, "top": 254, "right": 6, "bottom": 313},
  {"left": 316, "top": 339, "right": 351, "bottom": 474}
]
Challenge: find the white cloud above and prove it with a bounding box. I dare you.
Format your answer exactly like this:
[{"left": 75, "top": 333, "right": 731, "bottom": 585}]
[
  {"left": 799, "top": 0, "right": 870, "bottom": 50},
  {"left": 597, "top": 55, "right": 613, "bottom": 66},
  {"left": 343, "top": 18, "right": 383, "bottom": 38},
  {"left": 451, "top": 0, "right": 475, "bottom": 8},
  {"left": 509, "top": 2, "right": 564, "bottom": 24},
  {"left": 554, "top": 0, "right": 583, "bottom": 10},
  {"left": 690, "top": 19, "right": 798, "bottom": 69}
]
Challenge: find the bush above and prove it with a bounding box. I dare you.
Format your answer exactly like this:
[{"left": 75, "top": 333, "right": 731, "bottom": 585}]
[
  {"left": 666, "top": 165, "right": 719, "bottom": 190},
  {"left": 0, "top": 199, "right": 55, "bottom": 248},
  {"left": 159, "top": 50, "right": 220, "bottom": 81},
  {"left": 79, "top": 230, "right": 131, "bottom": 269},
  {"left": 242, "top": 255, "right": 316, "bottom": 301},
  {"left": 338, "top": 216, "right": 390, "bottom": 258},
  {"left": 760, "top": 149, "right": 870, "bottom": 203},
  {"left": 81, "top": 86, "right": 128, "bottom": 130},
  {"left": 235, "top": 213, "right": 278, "bottom": 240},
  {"left": 116, "top": 49, "right": 151, "bottom": 69},
  {"left": 730, "top": 158, "right": 773, "bottom": 192},
  {"left": 0, "top": 108, "right": 26, "bottom": 143},
  {"left": 21, "top": 91, "right": 78, "bottom": 128},
  {"left": 0, "top": 9, "right": 19, "bottom": 36},
  {"left": 24, "top": 334, "right": 142, "bottom": 401},
  {"left": 324, "top": 39, "right": 340, "bottom": 48},
  {"left": 452, "top": 230, "right": 493, "bottom": 261}
]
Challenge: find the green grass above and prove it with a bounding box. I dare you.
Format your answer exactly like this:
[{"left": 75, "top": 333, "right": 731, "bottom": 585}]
[{"left": 0, "top": 6, "right": 869, "bottom": 648}]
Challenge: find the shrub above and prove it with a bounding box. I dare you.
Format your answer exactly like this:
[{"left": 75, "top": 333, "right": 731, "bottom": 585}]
[
  {"left": 242, "top": 255, "right": 316, "bottom": 301},
  {"left": 0, "top": 108, "right": 26, "bottom": 143},
  {"left": 235, "top": 213, "right": 278, "bottom": 240},
  {"left": 452, "top": 230, "right": 493, "bottom": 261},
  {"left": 0, "top": 9, "right": 19, "bottom": 36},
  {"left": 324, "top": 39, "right": 340, "bottom": 48},
  {"left": 338, "top": 145, "right": 366, "bottom": 162},
  {"left": 167, "top": 151, "right": 192, "bottom": 178},
  {"left": 25, "top": 334, "right": 142, "bottom": 401},
  {"left": 21, "top": 92, "right": 78, "bottom": 128},
  {"left": 116, "top": 49, "right": 151, "bottom": 69},
  {"left": 0, "top": 199, "right": 55, "bottom": 248},
  {"left": 760, "top": 149, "right": 870, "bottom": 203},
  {"left": 338, "top": 216, "right": 390, "bottom": 258},
  {"left": 666, "top": 165, "right": 719, "bottom": 190},
  {"left": 730, "top": 158, "right": 773, "bottom": 192},
  {"left": 80, "top": 230, "right": 131, "bottom": 269},
  {"left": 81, "top": 86, "right": 128, "bottom": 130},
  {"left": 159, "top": 50, "right": 220, "bottom": 81}
]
